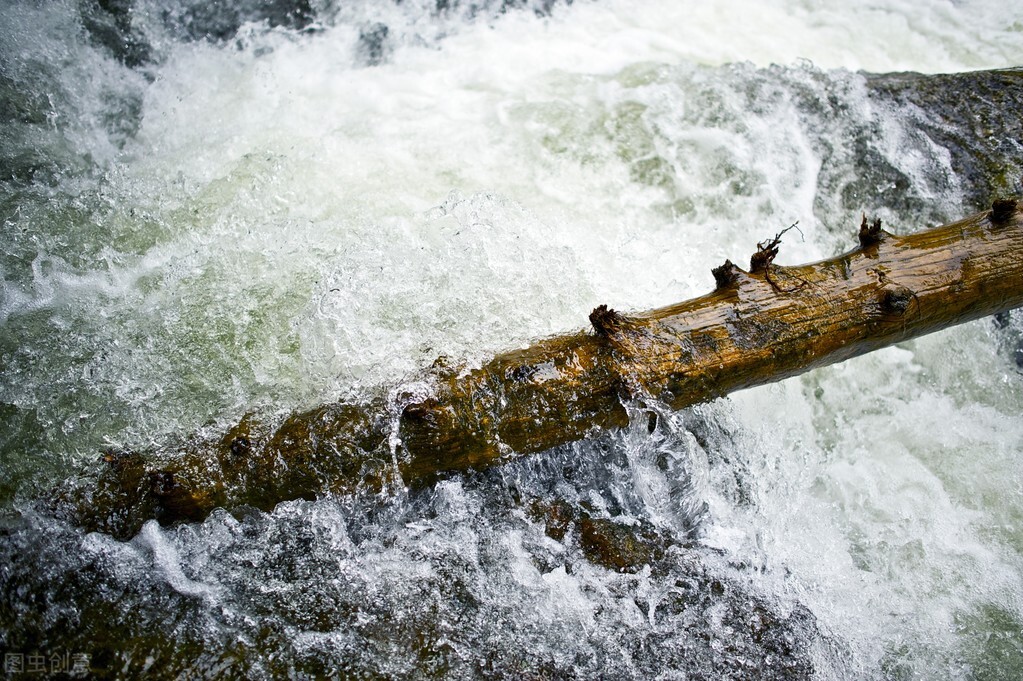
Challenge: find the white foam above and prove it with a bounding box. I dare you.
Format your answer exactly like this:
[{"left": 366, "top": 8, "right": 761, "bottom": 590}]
[{"left": 138, "top": 521, "right": 225, "bottom": 600}]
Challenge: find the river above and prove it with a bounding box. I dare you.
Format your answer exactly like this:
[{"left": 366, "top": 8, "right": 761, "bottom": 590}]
[{"left": 2, "top": 0, "right": 1022, "bottom": 678}]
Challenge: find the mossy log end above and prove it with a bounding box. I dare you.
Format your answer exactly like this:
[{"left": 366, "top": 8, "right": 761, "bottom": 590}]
[{"left": 60, "top": 200, "right": 1023, "bottom": 539}]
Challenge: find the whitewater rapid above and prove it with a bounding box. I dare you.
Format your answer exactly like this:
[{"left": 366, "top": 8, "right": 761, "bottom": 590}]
[{"left": 2, "top": 0, "right": 1022, "bottom": 678}]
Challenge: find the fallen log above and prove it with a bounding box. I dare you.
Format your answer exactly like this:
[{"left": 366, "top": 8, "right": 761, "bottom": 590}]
[{"left": 60, "top": 199, "right": 1023, "bottom": 539}]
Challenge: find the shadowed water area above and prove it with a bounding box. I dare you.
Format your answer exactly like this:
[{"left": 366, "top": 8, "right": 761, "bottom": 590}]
[{"left": 1, "top": 0, "right": 1023, "bottom": 678}]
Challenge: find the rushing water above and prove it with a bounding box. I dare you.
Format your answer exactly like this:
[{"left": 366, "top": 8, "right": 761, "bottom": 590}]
[{"left": 2, "top": 0, "right": 1023, "bottom": 678}]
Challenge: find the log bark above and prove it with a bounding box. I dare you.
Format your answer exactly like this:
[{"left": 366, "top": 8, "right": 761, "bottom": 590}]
[{"left": 60, "top": 199, "right": 1023, "bottom": 539}]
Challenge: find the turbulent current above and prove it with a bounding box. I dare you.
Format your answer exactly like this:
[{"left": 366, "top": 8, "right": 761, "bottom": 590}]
[{"left": 2, "top": 0, "right": 1023, "bottom": 678}]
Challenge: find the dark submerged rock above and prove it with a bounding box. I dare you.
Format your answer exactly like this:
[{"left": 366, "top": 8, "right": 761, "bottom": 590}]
[
  {"left": 356, "top": 22, "right": 391, "bottom": 67},
  {"left": 78, "top": 0, "right": 319, "bottom": 68},
  {"left": 162, "top": 0, "right": 316, "bottom": 44},
  {"left": 79, "top": 0, "right": 151, "bottom": 67},
  {"left": 865, "top": 68, "right": 1023, "bottom": 213},
  {"left": 526, "top": 498, "right": 819, "bottom": 680}
]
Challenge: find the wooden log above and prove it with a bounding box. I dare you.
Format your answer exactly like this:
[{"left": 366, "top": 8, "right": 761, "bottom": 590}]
[{"left": 59, "top": 199, "right": 1023, "bottom": 539}]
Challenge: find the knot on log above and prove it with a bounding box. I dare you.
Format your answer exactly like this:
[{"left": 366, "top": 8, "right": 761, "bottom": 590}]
[
  {"left": 879, "top": 285, "right": 915, "bottom": 317},
  {"left": 991, "top": 198, "right": 1018, "bottom": 226},
  {"left": 712, "top": 260, "right": 742, "bottom": 289},
  {"left": 590, "top": 304, "right": 626, "bottom": 337},
  {"left": 859, "top": 214, "right": 884, "bottom": 247}
]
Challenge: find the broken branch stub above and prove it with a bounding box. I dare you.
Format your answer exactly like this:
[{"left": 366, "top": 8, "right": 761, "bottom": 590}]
[{"left": 61, "top": 201, "right": 1023, "bottom": 539}]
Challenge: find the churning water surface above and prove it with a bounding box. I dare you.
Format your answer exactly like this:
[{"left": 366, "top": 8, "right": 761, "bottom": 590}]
[{"left": 2, "top": 0, "right": 1023, "bottom": 678}]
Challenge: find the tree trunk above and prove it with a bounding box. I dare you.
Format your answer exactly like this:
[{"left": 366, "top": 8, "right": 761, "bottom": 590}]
[{"left": 60, "top": 200, "right": 1023, "bottom": 539}]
